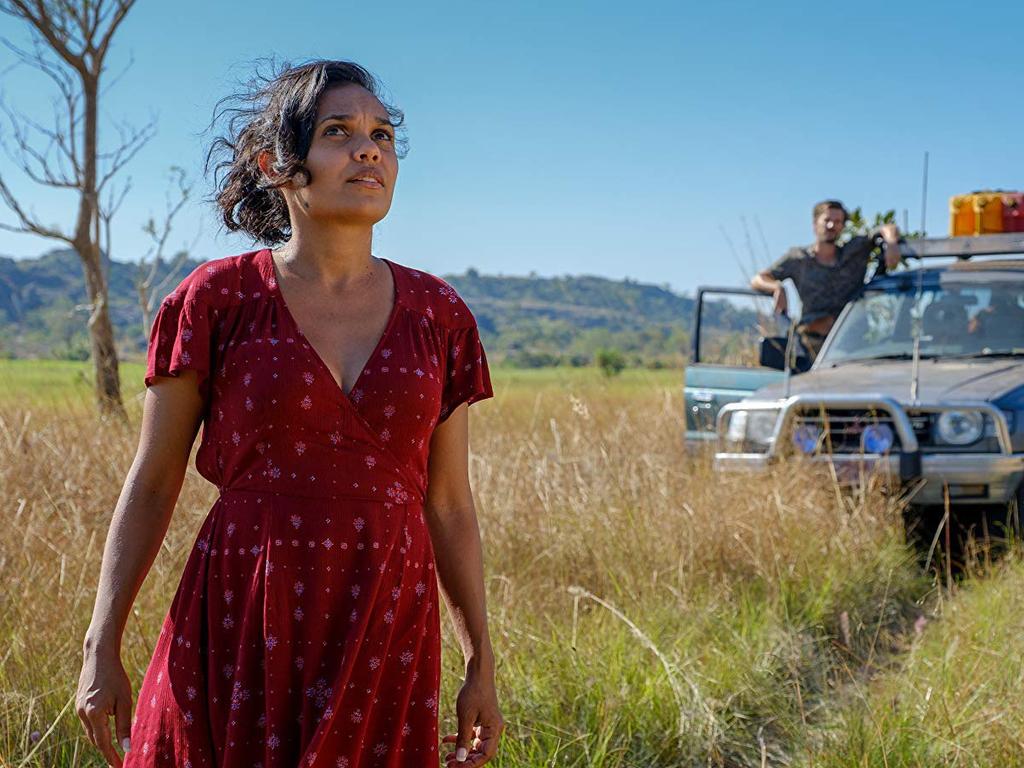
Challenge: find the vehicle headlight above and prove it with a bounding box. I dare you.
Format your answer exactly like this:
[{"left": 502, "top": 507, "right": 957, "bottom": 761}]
[
  {"left": 726, "top": 410, "right": 749, "bottom": 443},
  {"left": 862, "top": 423, "right": 895, "bottom": 453},
  {"left": 936, "top": 410, "right": 984, "bottom": 445},
  {"left": 792, "top": 424, "right": 821, "bottom": 454},
  {"left": 747, "top": 411, "right": 780, "bottom": 444},
  {"left": 724, "top": 408, "right": 780, "bottom": 447}
]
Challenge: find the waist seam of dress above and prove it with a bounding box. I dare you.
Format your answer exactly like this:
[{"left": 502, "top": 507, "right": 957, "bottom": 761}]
[{"left": 215, "top": 485, "right": 425, "bottom": 505}]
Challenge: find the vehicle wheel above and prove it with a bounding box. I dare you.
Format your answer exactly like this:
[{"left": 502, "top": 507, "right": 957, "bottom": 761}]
[
  {"left": 903, "top": 502, "right": 1016, "bottom": 576},
  {"left": 1009, "top": 481, "right": 1023, "bottom": 540}
]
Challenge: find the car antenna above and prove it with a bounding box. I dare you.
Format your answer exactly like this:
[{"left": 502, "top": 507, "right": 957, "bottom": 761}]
[
  {"left": 909, "top": 266, "right": 926, "bottom": 404},
  {"left": 920, "top": 150, "right": 929, "bottom": 236},
  {"left": 783, "top": 308, "right": 796, "bottom": 398},
  {"left": 909, "top": 150, "right": 929, "bottom": 404}
]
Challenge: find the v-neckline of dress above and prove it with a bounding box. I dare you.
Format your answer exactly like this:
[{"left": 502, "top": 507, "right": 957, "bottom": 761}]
[{"left": 259, "top": 248, "right": 402, "bottom": 407}]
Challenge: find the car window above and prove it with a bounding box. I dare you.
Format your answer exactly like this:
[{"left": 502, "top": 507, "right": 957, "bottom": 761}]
[
  {"left": 697, "top": 293, "right": 786, "bottom": 367},
  {"left": 822, "top": 278, "right": 1024, "bottom": 364}
]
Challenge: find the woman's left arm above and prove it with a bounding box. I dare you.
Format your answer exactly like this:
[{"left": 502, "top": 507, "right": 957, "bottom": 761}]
[{"left": 424, "top": 402, "right": 503, "bottom": 766}]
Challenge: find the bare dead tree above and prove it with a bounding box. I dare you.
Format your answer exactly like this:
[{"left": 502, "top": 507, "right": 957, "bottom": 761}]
[
  {"left": 100, "top": 176, "right": 131, "bottom": 281},
  {"left": 136, "top": 166, "right": 194, "bottom": 338},
  {"left": 0, "top": 0, "right": 151, "bottom": 419}
]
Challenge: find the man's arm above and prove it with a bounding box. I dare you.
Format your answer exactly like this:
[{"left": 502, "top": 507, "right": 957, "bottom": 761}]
[
  {"left": 852, "top": 225, "right": 901, "bottom": 272},
  {"left": 751, "top": 251, "right": 796, "bottom": 316},
  {"left": 878, "top": 223, "right": 901, "bottom": 270},
  {"left": 750, "top": 271, "right": 788, "bottom": 315}
]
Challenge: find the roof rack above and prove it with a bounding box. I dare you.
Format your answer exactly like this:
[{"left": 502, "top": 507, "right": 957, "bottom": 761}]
[{"left": 900, "top": 233, "right": 1024, "bottom": 260}]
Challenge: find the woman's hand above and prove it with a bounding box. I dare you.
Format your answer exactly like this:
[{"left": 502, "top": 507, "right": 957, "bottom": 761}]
[
  {"left": 76, "top": 641, "right": 133, "bottom": 767},
  {"left": 442, "top": 664, "right": 504, "bottom": 766}
]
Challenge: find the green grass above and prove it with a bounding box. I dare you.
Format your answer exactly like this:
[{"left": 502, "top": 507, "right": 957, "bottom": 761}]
[
  {"left": 0, "top": 358, "right": 680, "bottom": 409},
  {"left": 1, "top": 360, "right": 1022, "bottom": 766},
  {"left": 0, "top": 359, "right": 148, "bottom": 409},
  {"left": 808, "top": 556, "right": 1024, "bottom": 767}
]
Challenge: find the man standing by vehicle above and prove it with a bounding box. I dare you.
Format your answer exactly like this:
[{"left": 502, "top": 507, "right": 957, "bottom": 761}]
[{"left": 751, "top": 200, "right": 902, "bottom": 362}]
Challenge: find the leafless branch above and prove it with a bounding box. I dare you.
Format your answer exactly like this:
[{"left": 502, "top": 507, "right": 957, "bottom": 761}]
[
  {"left": 101, "top": 47, "right": 133, "bottom": 96},
  {"left": 99, "top": 174, "right": 131, "bottom": 276},
  {"left": 149, "top": 218, "right": 204, "bottom": 305},
  {"left": 102, "top": 177, "right": 132, "bottom": 220},
  {"left": 148, "top": 247, "right": 189, "bottom": 309},
  {"left": 0, "top": 0, "right": 140, "bottom": 418},
  {"left": 138, "top": 166, "right": 193, "bottom": 327},
  {"left": 2, "top": 0, "right": 136, "bottom": 78},
  {"left": 141, "top": 166, "right": 191, "bottom": 266},
  {"left": 96, "top": 115, "right": 154, "bottom": 190},
  {"left": 3, "top": 35, "right": 70, "bottom": 91},
  {"left": 0, "top": 172, "right": 72, "bottom": 242},
  {"left": 94, "top": 1, "right": 135, "bottom": 68},
  {"left": 0, "top": 100, "right": 79, "bottom": 188},
  {"left": 2, "top": 0, "right": 84, "bottom": 75}
]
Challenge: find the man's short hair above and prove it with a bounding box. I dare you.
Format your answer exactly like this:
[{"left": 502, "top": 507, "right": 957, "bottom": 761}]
[{"left": 813, "top": 199, "right": 848, "bottom": 223}]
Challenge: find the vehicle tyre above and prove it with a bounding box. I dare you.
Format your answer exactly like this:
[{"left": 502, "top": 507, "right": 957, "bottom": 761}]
[
  {"left": 1009, "top": 481, "right": 1023, "bottom": 540},
  {"left": 903, "top": 501, "right": 1016, "bottom": 575}
]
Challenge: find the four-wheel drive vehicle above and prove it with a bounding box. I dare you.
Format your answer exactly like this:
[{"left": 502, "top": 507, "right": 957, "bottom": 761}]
[{"left": 684, "top": 233, "right": 1024, "bottom": 512}]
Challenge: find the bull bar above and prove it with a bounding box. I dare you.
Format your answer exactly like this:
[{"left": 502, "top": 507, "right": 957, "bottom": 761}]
[{"left": 714, "top": 394, "right": 1022, "bottom": 504}]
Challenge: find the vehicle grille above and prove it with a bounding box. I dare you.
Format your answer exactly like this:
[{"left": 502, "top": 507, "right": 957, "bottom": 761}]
[
  {"left": 788, "top": 407, "right": 945, "bottom": 453},
  {"left": 787, "top": 406, "right": 1001, "bottom": 455}
]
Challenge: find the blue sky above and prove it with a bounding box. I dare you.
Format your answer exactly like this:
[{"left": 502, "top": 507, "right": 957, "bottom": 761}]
[{"left": 1, "top": 0, "right": 1021, "bottom": 294}]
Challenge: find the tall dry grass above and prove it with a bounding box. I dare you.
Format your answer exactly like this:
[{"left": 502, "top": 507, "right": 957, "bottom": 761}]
[
  {"left": 458, "top": 382, "right": 928, "bottom": 766},
  {"left": 1, "top": 368, "right": 1014, "bottom": 766}
]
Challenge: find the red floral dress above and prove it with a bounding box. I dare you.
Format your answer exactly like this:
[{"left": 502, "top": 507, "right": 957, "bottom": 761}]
[{"left": 124, "top": 248, "right": 493, "bottom": 768}]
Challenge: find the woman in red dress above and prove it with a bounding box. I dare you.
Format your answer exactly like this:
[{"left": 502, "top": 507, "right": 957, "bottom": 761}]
[{"left": 76, "top": 60, "right": 503, "bottom": 768}]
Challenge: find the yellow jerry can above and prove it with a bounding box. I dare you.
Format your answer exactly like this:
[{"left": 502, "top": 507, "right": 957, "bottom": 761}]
[{"left": 950, "top": 192, "right": 1005, "bottom": 236}]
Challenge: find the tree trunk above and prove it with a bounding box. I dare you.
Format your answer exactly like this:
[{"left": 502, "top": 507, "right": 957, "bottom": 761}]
[
  {"left": 77, "top": 74, "right": 126, "bottom": 421},
  {"left": 138, "top": 279, "right": 152, "bottom": 341},
  {"left": 78, "top": 238, "right": 125, "bottom": 419}
]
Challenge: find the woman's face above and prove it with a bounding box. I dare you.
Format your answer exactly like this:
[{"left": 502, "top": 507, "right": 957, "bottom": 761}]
[{"left": 286, "top": 83, "right": 399, "bottom": 228}]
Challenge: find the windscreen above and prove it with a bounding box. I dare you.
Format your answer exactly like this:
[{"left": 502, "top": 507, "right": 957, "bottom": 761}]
[{"left": 822, "top": 277, "right": 1024, "bottom": 364}]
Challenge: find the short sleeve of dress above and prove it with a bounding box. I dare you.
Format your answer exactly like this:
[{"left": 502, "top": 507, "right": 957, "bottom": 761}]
[
  {"left": 145, "top": 279, "right": 213, "bottom": 401},
  {"left": 438, "top": 321, "right": 494, "bottom": 424}
]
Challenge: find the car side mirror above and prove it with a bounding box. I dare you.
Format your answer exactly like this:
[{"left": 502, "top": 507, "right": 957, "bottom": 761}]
[
  {"left": 759, "top": 336, "right": 812, "bottom": 373},
  {"left": 759, "top": 336, "right": 788, "bottom": 370}
]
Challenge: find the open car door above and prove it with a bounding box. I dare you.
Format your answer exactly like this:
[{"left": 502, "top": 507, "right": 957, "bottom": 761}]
[{"left": 684, "top": 287, "right": 806, "bottom": 449}]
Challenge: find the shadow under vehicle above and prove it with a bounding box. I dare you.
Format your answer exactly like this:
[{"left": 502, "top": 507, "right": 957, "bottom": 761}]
[{"left": 685, "top": 233, "right": 1024, "bottom": 545}]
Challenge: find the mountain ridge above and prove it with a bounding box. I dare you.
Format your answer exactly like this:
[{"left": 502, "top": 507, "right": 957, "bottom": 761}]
[{"left": 0, "top": 248, "right": 699, "bottom": 366}]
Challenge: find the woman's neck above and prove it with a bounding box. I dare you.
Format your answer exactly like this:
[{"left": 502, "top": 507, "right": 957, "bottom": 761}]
[{"left": 275, "top": 223, "right": 375, "bottom": 287}]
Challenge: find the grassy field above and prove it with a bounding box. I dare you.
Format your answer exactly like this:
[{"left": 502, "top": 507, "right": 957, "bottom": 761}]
[{"left": 1, "top": 359, "right": 1022, "bottom": 766}]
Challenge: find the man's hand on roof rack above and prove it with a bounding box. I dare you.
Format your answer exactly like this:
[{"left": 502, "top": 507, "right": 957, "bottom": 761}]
[
  {"left": 878, "top": 223, "right": 902, "bottom": 270},
  {"left": 879, "top": 223, "right": 899, "bottom": 243}
]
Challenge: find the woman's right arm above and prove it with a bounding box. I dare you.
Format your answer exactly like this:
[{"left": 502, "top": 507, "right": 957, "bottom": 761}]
[{"left": 76, "top": 372, "right": 205, "bottom": 767}]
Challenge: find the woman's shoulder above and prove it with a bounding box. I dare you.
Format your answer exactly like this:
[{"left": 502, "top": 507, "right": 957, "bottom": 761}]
[
  {"left": 389, "top": 258, "right": 478, "bottom": 329},
  {"left": 160, "top": 249, "right": 269, "bottom": 310}
]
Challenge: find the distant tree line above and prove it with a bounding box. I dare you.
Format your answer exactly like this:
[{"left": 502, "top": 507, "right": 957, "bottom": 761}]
[{"left": 1, "top": 250, "right": 743, "bottom": 369}]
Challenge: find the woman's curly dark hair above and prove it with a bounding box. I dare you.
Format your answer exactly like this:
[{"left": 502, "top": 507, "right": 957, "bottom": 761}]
[{"left": 206, "top": 59, "right": 407, "bottom": 245}]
